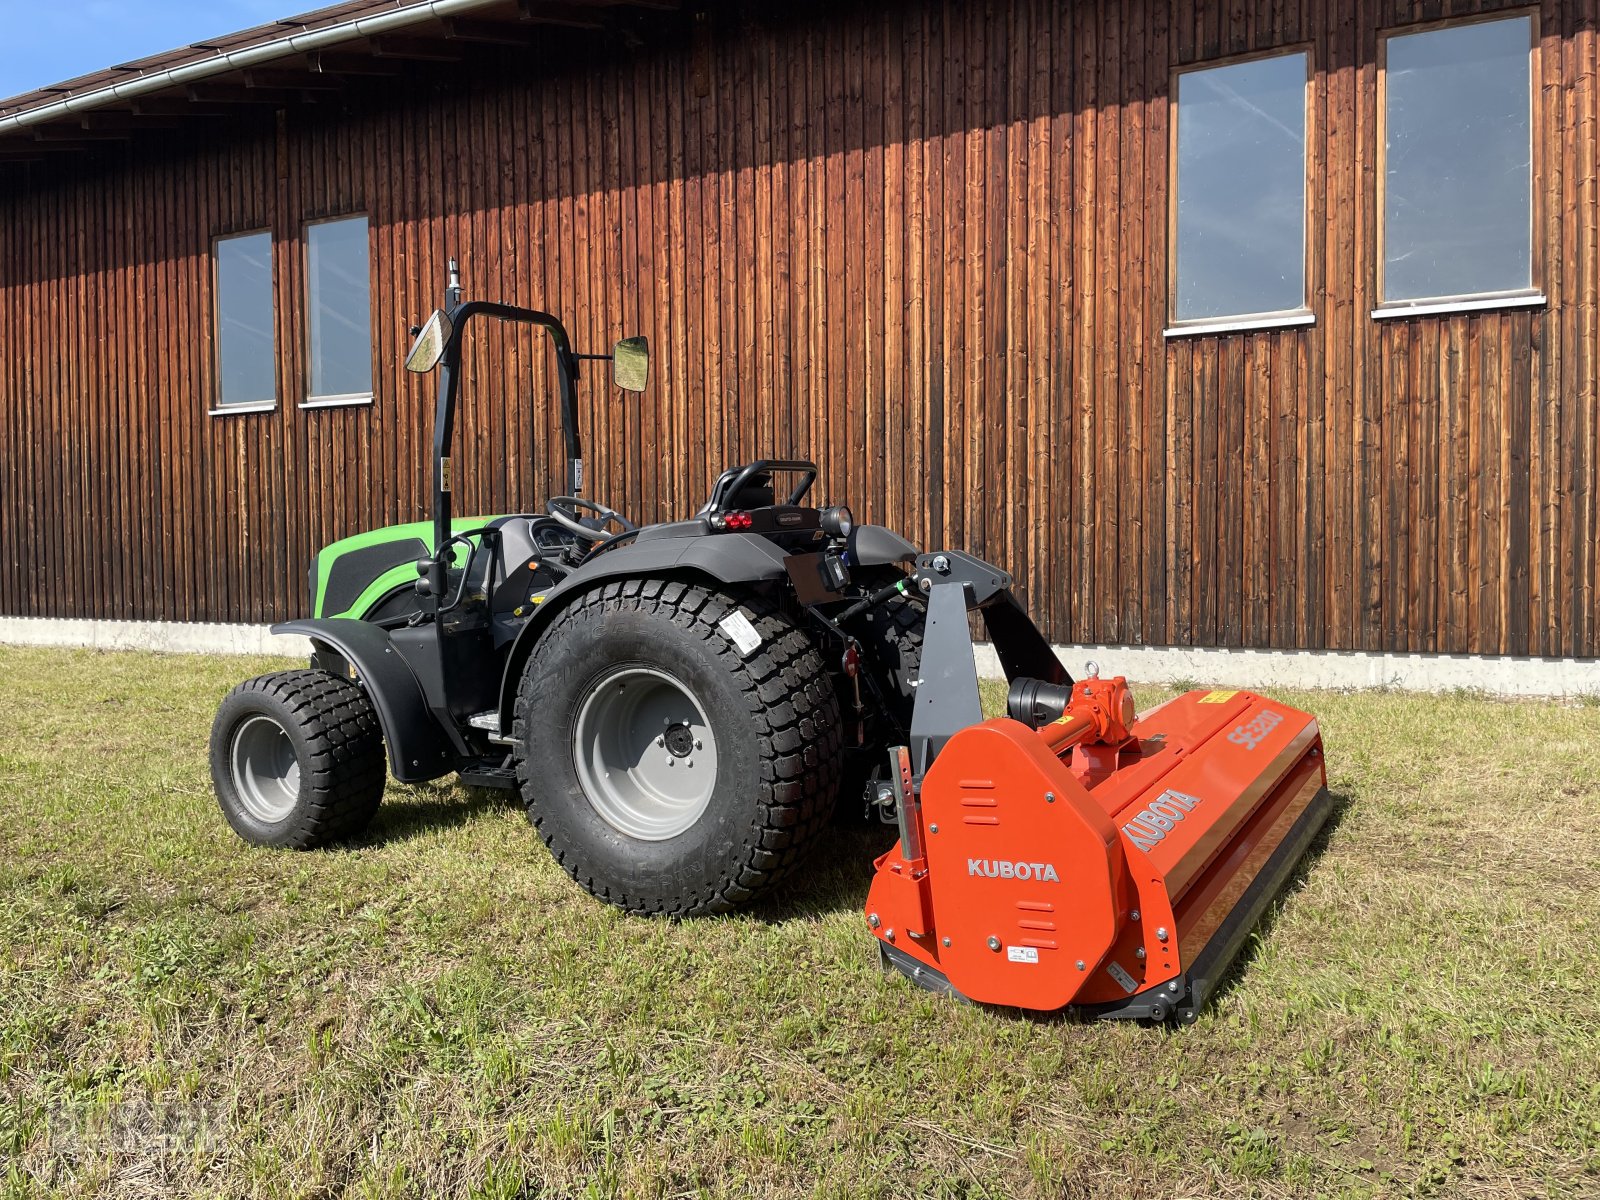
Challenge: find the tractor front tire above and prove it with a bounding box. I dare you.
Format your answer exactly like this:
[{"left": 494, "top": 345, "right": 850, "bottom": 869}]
[
  {"left": 210, "top": 670, "right": 387, "bottom": 848},
  {"left": 513, "top": 580, "right": 842, "bottom": 916}
]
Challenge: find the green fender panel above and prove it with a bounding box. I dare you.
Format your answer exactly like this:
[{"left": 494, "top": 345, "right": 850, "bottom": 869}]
[{"left": 311, "top": 517, "right": 501, "bottom": 619}]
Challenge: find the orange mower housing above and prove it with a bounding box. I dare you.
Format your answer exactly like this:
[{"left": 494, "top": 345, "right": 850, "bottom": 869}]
[{"left": 863, "top": 567, "right": 1331, "bottom": 1022}]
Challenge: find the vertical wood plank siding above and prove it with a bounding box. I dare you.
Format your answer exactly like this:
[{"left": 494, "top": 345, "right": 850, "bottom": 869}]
[{"left": 1, "top": 0, "right": 1596, "bottom": 655}]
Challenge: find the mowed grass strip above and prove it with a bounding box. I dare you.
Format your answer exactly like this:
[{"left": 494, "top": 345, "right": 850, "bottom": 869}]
[{"left": 0, "top": 646, "right": 1596, "bottom": 1200}]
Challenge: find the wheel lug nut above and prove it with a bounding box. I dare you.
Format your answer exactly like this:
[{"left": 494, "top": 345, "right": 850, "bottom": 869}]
[
  {"left": 694, "top": 739, "right": 703, "bottom": 750},
  {"left": 656, "top": 736, "right": 665, "bottom": 747}
]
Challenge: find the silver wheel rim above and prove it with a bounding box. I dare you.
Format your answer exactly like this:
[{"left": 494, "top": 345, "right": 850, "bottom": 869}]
[
  {"left": 572, "top": 666, "right": 719, "bottom": 841},
  {"left": 229, "top": 714, "right": 302, "bottom": 823}
]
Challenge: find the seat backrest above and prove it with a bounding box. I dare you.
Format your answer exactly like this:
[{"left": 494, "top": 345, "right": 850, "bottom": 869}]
[{"left": 697, "top": 468, "right": 774, "bottom": 516}]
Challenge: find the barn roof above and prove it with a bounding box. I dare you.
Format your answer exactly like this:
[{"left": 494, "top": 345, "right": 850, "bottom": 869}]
[{"left": 0, "top": 0, "right": 672, "bottom": 161}]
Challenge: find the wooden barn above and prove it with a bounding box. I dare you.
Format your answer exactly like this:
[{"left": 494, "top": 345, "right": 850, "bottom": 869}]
[{"left": 1, "top": 0, "right": 1596, "bottom": 665}]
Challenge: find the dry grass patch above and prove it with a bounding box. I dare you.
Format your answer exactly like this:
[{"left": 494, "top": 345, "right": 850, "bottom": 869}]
[{"left": 0, "top": 647, "right": 1596, "bottom": 1199}]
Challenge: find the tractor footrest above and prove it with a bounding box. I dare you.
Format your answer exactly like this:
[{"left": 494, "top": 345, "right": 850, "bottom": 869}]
[{"left": 458, "top": 764, "right": 518, "bottom": 791}]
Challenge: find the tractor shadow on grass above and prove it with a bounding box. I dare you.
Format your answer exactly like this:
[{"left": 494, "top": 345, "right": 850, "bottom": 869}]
[
  {"left": 749, "top": 819, "right": 899, "bottom": 922},
  {"left": 362, "top": 782, "right": 521, "bottom": 845}
]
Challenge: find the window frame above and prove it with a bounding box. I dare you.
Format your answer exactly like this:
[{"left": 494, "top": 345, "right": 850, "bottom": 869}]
[
  {"left": 1373, "top": 10, "right": 1545, "bottom": 319},
  {"left": 1165, "top": 45, "right": 1316, "bottom": 339},
  {"left": 209, "top": 227, "right": 278, "bottom": 416},
  {"left": 301, "top": 212, "right": 376, "bottom": 409}
]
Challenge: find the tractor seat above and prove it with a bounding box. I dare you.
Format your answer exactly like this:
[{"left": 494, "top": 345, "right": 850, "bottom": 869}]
[{"left": 696, "top": 465, "right": 778, "bottom": 517}]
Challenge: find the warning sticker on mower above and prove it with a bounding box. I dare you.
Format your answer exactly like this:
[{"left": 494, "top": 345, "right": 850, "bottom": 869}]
[
  {"left": 1198, "top": 690, "right": 1238, "bottom": 704},
  {"left": 1106, "top": 961, "right": 1139, "bottom": 994},
  {"left": 718, "top": 610, "right": 762, "bottom": 658},
  {"left": 1006, "top": 946, "right": 1039, "bottom": 965}
]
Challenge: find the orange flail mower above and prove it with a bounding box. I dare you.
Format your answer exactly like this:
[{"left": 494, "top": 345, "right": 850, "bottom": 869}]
[{"left": 864, "top": 557, "right": 1331, "bottom": 1023}]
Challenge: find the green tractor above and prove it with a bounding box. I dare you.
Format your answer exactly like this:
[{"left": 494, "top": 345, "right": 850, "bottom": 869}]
[{"left": 209, "top": 262, "right": 952, "bottom": 915}]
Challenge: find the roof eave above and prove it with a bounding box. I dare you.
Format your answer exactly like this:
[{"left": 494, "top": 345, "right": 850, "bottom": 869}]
[{"left": 0, "top": 0, "right": 507, "bottom": 136}]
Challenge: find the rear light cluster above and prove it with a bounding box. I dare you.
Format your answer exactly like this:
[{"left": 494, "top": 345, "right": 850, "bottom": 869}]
[{"left": 713, "top": 511, "right": 754, "bottom": 531}]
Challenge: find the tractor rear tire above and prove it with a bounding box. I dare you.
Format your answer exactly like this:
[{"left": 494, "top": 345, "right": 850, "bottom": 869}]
[
  {"left": 210, "top": 670, "right": 387, "bottom": 848},
  {"left": 842, "top": 580, "right": 925, "bottom": 726},
  {"left": 513, "top": 580, "right": 842, "bottom": 916}
]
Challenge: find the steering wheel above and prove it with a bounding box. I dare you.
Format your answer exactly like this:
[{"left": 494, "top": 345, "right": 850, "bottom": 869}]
[{"left": 546, "top": 496, "right": 638, "bottom": 543}]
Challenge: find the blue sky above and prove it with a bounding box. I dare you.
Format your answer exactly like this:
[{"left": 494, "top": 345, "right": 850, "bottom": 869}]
[{"left": 1, "top": 1, "right": 300, "bottom": 101}]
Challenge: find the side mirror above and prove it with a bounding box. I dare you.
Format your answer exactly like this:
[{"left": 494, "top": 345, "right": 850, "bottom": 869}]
[
  {"left": 404, "top": 309, "right": 453, "bottom": 374},
  {"left": 612, "top": 335, "right": 649, "bottom": 393}
]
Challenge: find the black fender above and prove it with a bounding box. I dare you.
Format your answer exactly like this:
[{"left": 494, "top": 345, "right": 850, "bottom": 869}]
[
  {"left": 272, "top": 618, "right": 456, "bottom": 784},
  {"left": 493, "top": 531, "right": 795, "bottom": 729}
]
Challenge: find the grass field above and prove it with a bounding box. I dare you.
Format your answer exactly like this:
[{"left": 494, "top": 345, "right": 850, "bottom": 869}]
[{"left": 0, "top": 646, "right": 1596, "bottom": 1199}]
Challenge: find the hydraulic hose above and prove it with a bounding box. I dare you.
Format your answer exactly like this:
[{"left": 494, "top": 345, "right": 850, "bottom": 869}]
[{"left": 832, "top": 577, "right": 913, "bottom": 626}]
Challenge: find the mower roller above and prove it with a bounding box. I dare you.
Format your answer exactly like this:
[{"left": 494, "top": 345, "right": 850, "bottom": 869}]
[{"left": 207, "top": 260, "right": 1330, "bottom": 1024}]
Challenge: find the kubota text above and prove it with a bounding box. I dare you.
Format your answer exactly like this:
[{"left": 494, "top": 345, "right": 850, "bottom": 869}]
[
  {"left": 1121, "top": 789, "right": 1204, "bottom": 852},
  {"left": 967, "top": 859, "right": 1061, "bottom": 882}
]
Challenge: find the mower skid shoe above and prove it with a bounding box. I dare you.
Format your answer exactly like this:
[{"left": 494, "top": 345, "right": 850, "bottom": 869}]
[{"left": 878, "top": 942, "right": 969, "bottom": 1004}]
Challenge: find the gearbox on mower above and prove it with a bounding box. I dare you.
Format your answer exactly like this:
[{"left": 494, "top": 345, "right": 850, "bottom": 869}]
[{"left": 207, "top": 260, "right": 1331, "bottom": 1023}]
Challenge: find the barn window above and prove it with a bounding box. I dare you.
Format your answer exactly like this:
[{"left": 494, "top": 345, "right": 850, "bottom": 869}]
[
  {"left": 212, "top": 231, "right": 277, "bottom": 412},
  {"left": 1168, "top": 50, "right": 1312, "bottom": 336},
  {"left": 1377, "top": 15, "right": 1540, "bottom": 314},
  {"left": 304, "top": 215, "right": 374, "bottom": 406}
]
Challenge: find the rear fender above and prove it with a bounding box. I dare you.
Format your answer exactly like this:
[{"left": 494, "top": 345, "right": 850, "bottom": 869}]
[
  {"left": 494, "top": 532, "right": 792, "bottom": 729},
  {"left": 272, "top": 619, "right": 455, "bottom": 783}
]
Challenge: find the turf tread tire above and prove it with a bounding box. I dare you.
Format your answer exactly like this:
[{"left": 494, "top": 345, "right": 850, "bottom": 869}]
[
  {"left": 210, "top": 670, "right": 386, "bottom": 848},
  {"left": 513, "top": 580, "right": 842, "bottom": 917},
  {"left": 848, "top": 587, "right": 925, "bottom": 718}
]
